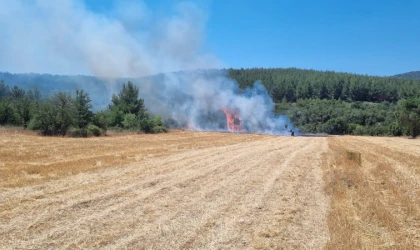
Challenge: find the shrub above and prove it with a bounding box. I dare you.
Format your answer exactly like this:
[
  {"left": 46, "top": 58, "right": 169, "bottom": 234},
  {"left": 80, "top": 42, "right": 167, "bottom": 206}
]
[
  {"left": 93, "top": 110, "right": 110, "bottom": 133},
  {"left": 151, "top": 125, "right": 168, "bottom": 134},
  {"left": 398, "top": 98, "right": 420, "bottom": 138},
  {"left": 87, "top": 124, "right": 102, "bottom": 136},
  {"left": 388, "top": 122, "right": 403, "bottom": 136},
  {"left": 138, "top": 115, "right": 169, "bottom": 133},
  {"left": 122, "top": 113, "right": 137, "bottom": 129},
  {"left": 67, "top": 127, "right": 87, "bottom": 137},
  {"left": 346, "top": 151, "right": 361, "bottom": 165},
  {"left": 353, "top": 125, "right": 367, "bottom": 135},
  {"left": 347, "top": 123, "right": 358, "bottom": 134},
  {"left": 326, "top": 118, "right": 348, "bottom": 135},
  {"left": 139, "top": 116, "right": 155, "bottom": 133},
  {"left": 27, "top": 118, "right": 39, "bottom": 131}
]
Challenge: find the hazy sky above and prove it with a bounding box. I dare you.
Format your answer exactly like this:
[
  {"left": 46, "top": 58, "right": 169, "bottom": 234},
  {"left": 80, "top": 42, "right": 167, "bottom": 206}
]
[{"left": 1, "top": 0, "right": 419, "bottom": 76}]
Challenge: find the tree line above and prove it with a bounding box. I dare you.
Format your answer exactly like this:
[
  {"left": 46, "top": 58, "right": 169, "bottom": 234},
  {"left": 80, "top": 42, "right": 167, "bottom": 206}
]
[
  {"left": 2, "top": 68, "right": 419, "bottom": 137},
  {"left": 274, "top": 98, "right": 420, "bottom": 137},
  {"left": 229, "top": 68, "right": 420, "bottom": 137},
  {"left": 0, "top": 80, "right": 167, "bottom": 136},
  {"left": 229, "top": 68, "right": 420, "bottom": 103}
]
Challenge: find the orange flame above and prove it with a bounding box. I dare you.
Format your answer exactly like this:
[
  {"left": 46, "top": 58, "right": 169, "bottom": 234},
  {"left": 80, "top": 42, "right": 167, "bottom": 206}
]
[{"left": 221, "top": 108, "right": 243, "bottom": 132}]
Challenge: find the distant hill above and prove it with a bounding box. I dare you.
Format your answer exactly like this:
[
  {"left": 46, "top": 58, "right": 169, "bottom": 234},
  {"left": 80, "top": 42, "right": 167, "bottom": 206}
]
[
  {"left": 0, "top": 70, "right": 227, "bottom": 110},
  {"left": 0, "top": 72, "right": 117, "bottom": 110},
  {"left": 228, "top": 68, "right": 420, "bottom": 103},
  {"left": 392, "top": 71, "right": 420, "bottom": 80},
  {"left": 3, "top": 68, "right": 420, "bottom": 107}
]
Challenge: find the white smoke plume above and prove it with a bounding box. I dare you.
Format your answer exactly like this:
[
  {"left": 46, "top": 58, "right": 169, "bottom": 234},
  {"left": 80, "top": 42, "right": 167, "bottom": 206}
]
[
  {"left": 0, "top": 0, "right": 220, "bottom": 76},
  {"left": 0, "top": 0, "right": 297, "bottom": 135},
  {"left": 139, "top": 71, "right": 297, "bottom": 135}
]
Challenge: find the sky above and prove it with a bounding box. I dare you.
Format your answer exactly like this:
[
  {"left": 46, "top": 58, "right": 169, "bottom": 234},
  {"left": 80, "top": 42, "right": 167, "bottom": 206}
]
[
  {"left": 1, "top": 0, "right": 419, "bottom": 76},
  {"left": 205, "top": 0, "right": 420, "bottom": 76}
]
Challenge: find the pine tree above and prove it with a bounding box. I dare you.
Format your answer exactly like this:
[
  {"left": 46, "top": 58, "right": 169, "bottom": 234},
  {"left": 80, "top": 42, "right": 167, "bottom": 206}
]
[{"left": 75, "top": 90, "right": 93, "bottom": 129}]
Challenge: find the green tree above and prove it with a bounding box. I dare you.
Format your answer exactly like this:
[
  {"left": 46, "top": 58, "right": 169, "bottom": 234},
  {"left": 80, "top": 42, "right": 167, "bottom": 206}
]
[
  {"left": 110, "top": 81, "right": 146, "bottom": 115},
  {"left": 151, "top": 115, "right": 168, "bottom": 133},
  {"left": 93, "top": 110, "right": 111, "bottom": 134},
  {"left": 29, "top": 92, "right": 76, "bottom": 135},
  {"left": 74, "top": 90, "right": 93, "bottom": 129},
  {"left": 0, "top": 98, "right": 18, "bottom": 125},
  {"left": 139, "top": 113, "right": 154, "bottom": 133},
  {"left": 0, "top": 86, "right": 35, "bottom": 127},
  {"left": 15, "top": 96, "right": 32, "bottom": 128},
  {"left": 10, "top": 86, "right": 26, "bottom": 99},
  {"left": 109, "top": 108, "right": 125, "bottom": 127},
  {"left": 51, "top": 92, "right": 76, "bottom": 135},
  {"left": 108, "top": 82, "right": 148, "bottom": 128},
  {"left": 0, "top": 80, "right": 10, "bottom": 101},
  {"left": 29, "top": 101, "right": 57, "bottom": 135},
  {"left": 27, "top": 88, "right": 42, "bottom": 102},
  {"left": 122, "top": 113, "right": 137, "bottom": 129},
  {"left": 398, "top": 98, "right": 420, "bottom": 138},
  {"left": 325, "top": 118, "right": 348, "bottom": 135}
]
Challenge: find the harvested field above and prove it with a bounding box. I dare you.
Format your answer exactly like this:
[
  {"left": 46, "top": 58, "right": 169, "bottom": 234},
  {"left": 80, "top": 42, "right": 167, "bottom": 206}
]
[
  {"left": 0, "top": 127, "right": 419, "bottom": 249},
  {"left": 324, "top": 136, "right": 420, "bottom": 249}
]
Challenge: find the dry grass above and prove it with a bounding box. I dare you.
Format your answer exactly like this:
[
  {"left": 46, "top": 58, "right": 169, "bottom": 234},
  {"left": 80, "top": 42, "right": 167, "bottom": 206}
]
[
  {"left": 1, "top": 126, "right": 419, "bottom": 249},
  {"left": 323, "top": 136, "right": 420, "bottom": 249},
  {"left": 0, "top": 127, "right": 258, "bottom": 188},
  {"left": 0, "top": 127, "right": 329, "bottom": 249}
]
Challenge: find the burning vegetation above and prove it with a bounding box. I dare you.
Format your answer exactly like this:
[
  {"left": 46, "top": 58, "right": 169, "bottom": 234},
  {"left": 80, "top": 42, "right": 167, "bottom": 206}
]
[
  {"left": 221, "top": 108, "right": 243, "bottom": 132},
  {"left": 139, "top": 71, "right": 298, "bottom": 135}
]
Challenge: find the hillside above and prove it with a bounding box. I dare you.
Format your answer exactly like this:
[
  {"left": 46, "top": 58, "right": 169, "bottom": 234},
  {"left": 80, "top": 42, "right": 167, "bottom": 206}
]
[
  {"left": 0, "top": 70, "right": 227, "bottom": 110},
  {"left": 0, "top": 72, "right": 120, "bottom": 110},
  {"left": 393, "top": 71, "right": 420, "bottom": 80},
  {"left": 228, "top": 68, "right": 420, "bottom": 103},
  {"left": 2, "top": 68, "right": 420, "bottom": 107}
]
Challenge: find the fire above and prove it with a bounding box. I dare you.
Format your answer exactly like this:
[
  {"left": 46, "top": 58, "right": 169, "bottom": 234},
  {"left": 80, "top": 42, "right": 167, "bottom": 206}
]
[{"left": 221, "top": 108, "right": 243, "bottom": 132}]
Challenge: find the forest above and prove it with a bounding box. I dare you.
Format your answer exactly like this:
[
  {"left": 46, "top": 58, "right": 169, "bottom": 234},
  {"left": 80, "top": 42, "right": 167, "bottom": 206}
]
[
  {"left": 1, "top": 68, "right": 420, "bottom": 137},
  {"left": 393, "top": 71, "right": 420, "bottom": 80},
  {"left": 228, "top": 68, "right": 420, "bottom": 137}
]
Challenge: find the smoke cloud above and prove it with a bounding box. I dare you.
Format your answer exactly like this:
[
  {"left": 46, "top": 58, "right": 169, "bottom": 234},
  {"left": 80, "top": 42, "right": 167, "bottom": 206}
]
[
  {"left": 0, "top": 0, "right": 297, "bottom": 135},
  {"left": 0, "top": 0, "right": 219, "bottom": 76},
  {"left": 139, "top": 71, "right": 297, "bottom": 135}
]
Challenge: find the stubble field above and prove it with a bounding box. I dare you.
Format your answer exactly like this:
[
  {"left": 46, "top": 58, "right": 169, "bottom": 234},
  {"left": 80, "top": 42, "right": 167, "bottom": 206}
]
[{"left": 0, "top": 127, "right": 419, "bottom": 249}]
